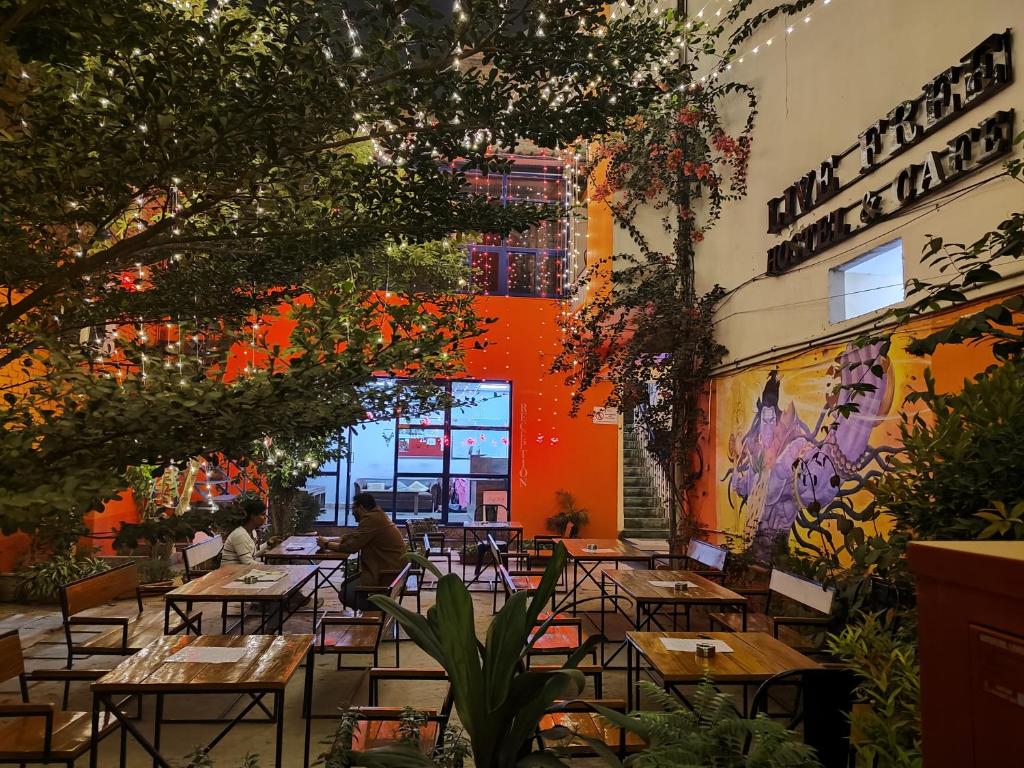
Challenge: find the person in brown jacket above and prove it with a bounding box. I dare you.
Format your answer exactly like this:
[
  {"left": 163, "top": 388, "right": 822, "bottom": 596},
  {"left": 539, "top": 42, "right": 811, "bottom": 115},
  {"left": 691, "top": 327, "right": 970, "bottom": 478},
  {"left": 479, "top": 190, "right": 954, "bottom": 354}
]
[{"left": 317, "top": 492, "right": 408, "bottom": 610}]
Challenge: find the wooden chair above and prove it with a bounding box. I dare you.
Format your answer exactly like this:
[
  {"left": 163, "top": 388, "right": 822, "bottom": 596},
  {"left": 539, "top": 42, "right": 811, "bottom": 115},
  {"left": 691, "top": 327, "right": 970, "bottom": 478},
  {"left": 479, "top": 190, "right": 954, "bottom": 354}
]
[
  {"left": 0, "top": 629, "right": 119, "bottom": 766},
  {"left": 709, "top": 568, "right": 835, "bottom": 652},
  {"left": 490, "top": 535, "right": 551, "bottom": 613},
  {"left": 653, "top": 538, "right": 728, "bottom": 581},
  {"left": 181, "top": 535, "right": 223, "bottom": 581},
  {"left": 525, "top": 615, "right": 594, "bottom": 667},
  {"left": 317, "top": 564, "right": 411, "bottom": 673},
  {"left": 537, "top": 699, "right": 645, "bottom": 759},
  {"left": 534, "top": 520, "right": 572, "bottom": 553},
  {"left": 58, "top": 563, "right": 199, "bottom": 704},
  {"left": 421, "top": 532, "right": 453, "bottom": 579},
  {"left": 347, "top": 668, "right": 454, "bottom": 755}
]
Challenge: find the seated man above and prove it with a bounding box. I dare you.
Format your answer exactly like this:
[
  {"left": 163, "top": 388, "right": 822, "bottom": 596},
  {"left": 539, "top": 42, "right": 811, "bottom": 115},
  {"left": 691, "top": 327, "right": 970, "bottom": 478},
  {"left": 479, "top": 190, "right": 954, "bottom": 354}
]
[
  {"left": 221, "top": 500, "right": 280, "bottom": 564},
  {"left": 318, "top": 492, "right": 408, "bottom": 611}
]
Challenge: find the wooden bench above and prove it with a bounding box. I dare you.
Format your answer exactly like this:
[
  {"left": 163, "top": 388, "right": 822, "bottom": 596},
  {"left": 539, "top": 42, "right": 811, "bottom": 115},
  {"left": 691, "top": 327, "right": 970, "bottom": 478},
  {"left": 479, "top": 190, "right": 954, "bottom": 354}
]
[
  {"left": 181, "top": 535, "right": 222, "bottom": 581},
  {"left": 709, "top": 568, "right": 835, "bottom": 652},
  {"left": 59, "top": 563, "right": 199, "bottom": 683},
  {"left": 653, "top": 538, "right": 728, "bottom": 580},
  {"left": 0, "top": 629, "right": 119, "bottom": 766}
]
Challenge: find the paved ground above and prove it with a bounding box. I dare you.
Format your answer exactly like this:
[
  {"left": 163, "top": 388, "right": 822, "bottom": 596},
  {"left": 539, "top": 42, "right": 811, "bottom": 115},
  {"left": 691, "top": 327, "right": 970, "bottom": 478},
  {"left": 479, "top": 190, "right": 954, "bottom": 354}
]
[{"left": 0, "top": 561, "right": 719, "bottom": 768}]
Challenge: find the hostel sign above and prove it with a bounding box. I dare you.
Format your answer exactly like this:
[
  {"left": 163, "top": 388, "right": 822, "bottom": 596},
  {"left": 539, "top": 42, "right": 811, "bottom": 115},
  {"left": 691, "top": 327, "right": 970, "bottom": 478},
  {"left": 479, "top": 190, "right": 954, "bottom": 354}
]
[{"left": 766, "top": 31, "right": 1014, "bottom": 276}]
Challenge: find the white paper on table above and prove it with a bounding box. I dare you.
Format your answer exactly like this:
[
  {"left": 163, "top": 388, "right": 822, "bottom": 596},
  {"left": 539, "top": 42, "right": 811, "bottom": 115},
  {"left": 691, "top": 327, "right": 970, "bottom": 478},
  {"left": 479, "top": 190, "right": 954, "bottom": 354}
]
[
  {"left": 582, "top": 548, "right": 619, "bottom": 554},
  {"left": 660, "top": 638, "right": 734, "bottom": 653},
  {"left": 227, "top": 583, "right": 267, "bottom": 590},
  {"left": 649, "top": 580, "right": 696, "bottom": 589},
  {"left": 626, "top": 539, "right": 670, "bottom": 551},
  {"left": 167, "top": 646, "right": 248, "bottom": 664}
]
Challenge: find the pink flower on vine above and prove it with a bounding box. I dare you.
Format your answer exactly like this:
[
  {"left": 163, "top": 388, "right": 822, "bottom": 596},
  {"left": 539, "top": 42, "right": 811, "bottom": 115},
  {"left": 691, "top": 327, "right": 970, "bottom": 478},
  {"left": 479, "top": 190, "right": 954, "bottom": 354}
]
[
  {"left": 695, "top": 163, "right": 712, "bottom": 180},
  {"left": 690, "top": 229, "right": 705, "bottom": 243},
  {"left": 677, "top": 107, "right": 700, "bottom": 126},
  {"left": 682, "top": 161, "right": 694, "bottom": 176},
  {"left": 712, "top": 131, "right": 739, "bottom": 157},
  {"left": 666, "top": 149, "right": 684, "bottom": 171}
]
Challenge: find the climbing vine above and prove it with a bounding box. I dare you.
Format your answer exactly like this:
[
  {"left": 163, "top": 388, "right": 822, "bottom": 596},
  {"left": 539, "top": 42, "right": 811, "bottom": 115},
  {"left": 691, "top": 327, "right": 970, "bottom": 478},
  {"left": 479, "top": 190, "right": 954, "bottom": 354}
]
[{"left": 553, "top": 0, "right": 816, "bottom": 542}]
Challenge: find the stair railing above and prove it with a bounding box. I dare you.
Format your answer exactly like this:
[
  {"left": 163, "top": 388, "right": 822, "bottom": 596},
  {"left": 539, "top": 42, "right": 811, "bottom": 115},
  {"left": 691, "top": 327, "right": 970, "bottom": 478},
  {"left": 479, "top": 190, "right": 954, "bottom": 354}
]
[{"left": 630, "top": 394, "right": 673, "bottom": 534}]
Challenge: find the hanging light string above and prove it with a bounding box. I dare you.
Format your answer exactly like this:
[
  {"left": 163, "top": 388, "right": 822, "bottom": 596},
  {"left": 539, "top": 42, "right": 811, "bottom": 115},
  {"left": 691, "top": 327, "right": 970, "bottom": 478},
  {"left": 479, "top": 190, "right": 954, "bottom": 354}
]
[{"left": 697, "top": 0, "right": 836, "bottom": 86}]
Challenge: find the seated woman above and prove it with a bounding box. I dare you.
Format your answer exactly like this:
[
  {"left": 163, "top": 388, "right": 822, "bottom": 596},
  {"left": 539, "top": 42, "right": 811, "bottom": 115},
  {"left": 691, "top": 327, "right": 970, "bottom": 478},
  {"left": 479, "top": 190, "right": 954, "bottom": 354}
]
[{"left": 221, "top": 498, "right": 280, "bottom": 564}]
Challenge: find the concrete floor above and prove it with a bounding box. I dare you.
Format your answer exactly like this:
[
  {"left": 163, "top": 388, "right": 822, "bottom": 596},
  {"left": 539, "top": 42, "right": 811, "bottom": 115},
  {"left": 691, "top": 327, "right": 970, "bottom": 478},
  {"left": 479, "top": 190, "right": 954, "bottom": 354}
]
[{"left": 0, "top": 562, "right": 711, "bottom": 768}]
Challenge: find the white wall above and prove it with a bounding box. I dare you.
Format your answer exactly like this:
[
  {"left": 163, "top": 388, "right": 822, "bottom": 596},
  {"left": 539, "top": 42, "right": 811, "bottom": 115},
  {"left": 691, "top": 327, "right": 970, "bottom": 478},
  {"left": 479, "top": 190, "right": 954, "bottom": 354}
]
[{"left": 620, "top": 0, "right": 1024, "bottom": 369}]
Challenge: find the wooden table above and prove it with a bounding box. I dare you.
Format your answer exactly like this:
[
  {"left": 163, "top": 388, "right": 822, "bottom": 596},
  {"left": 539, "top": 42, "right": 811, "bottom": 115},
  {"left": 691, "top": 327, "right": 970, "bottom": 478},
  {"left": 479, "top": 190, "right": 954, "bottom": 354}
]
[
  {"left": 89, "top": 634, "right": 314, "bottom": 768},
  {"left": 625, "top": 631, "right": 821, "bottom": 711},
  {"left": 604, "top": 569, "right": 748, "bottom": 630},
  {"left": 557, "top": 539, "right": 653, "bottom": 614},
  {"left": 600, "top": 569, "right": 748, "bottom": 665},
  {"left": 163, "top": 563, "right": 320, "bottom": 635},
  {"left": 262, "top": 536, "right": 355, "bottom": 598},
  {"left": 460, "top": 522, "right": 524, "bottom": 585}
]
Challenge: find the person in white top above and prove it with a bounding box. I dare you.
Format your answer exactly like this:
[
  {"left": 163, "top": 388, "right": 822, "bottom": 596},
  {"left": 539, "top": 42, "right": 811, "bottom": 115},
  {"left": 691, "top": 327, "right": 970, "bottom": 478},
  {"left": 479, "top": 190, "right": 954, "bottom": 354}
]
[{"left": 221, "top": 503, "right": 280, "bottom": 565}]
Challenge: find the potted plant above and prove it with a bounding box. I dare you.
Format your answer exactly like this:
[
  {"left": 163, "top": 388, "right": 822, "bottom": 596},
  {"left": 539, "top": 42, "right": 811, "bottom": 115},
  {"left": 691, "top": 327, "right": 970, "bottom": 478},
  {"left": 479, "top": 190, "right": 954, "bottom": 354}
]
[
  {"left": 12, "top": 508, "right": 107, "bottom": 603},
  {"left": 545, "top": 490, "right": 589, "bottom": 537}
]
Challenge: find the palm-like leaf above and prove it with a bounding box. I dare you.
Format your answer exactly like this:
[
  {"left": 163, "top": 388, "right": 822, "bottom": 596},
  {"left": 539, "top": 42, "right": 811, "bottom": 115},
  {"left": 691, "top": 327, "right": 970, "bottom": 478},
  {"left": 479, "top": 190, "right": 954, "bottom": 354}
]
[{"left": 366, "top": 543, "right": 584, "bottom": 768}]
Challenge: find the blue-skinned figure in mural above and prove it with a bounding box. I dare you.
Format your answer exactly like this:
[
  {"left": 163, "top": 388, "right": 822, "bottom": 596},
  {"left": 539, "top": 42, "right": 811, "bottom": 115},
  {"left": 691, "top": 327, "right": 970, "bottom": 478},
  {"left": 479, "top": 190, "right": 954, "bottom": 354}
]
[{"left": 726, "top": 342, "right": 895, "bottom": 556}]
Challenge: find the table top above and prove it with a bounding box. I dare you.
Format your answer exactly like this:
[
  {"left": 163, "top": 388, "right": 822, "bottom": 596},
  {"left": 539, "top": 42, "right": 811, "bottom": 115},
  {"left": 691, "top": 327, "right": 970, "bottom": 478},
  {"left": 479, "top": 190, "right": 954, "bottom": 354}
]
[
  {"left": 92, "top": 634, "right": 311, "bottom": 693},
  {"left": 604, "top": 569, "right": 747, "bottom": 605},
  {"left": 165, "top": 563, "right": 318, "bottom": 600},
  {"left": 262, "top": 536, "right": 353, "bottom": 561},
  {"left": 563, "top": 538, "right": 652, "bottom": 562},
  {"left": 626, "top": 631, "right": 821, "bottom": 683}
]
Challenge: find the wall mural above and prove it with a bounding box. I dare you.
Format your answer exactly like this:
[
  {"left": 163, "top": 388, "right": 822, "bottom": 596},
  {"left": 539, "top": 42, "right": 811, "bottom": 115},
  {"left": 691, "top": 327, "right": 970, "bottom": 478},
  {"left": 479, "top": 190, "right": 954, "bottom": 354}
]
[{"left": 717, "top": 336, "right": 931, "bottom": 560}]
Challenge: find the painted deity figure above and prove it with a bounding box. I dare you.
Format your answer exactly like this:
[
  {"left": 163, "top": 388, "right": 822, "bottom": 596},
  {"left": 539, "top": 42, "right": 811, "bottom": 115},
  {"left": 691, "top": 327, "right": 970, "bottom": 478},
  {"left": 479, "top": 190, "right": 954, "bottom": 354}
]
[{"left": 727, "top": 342, "right": 894, "bottom": 555}]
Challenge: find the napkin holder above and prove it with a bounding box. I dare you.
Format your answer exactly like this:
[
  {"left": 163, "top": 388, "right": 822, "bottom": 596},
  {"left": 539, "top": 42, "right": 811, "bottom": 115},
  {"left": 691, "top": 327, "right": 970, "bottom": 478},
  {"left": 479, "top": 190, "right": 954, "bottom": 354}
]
[{"left": 695, "top": 642, "right": 716, "bottom": 658}]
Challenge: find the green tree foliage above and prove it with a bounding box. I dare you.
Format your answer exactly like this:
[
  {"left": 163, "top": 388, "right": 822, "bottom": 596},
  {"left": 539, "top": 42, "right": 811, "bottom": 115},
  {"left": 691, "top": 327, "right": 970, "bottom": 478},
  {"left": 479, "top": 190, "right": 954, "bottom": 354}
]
[{"left": 0, "top": 0, "right": 692, "bottom": 535}]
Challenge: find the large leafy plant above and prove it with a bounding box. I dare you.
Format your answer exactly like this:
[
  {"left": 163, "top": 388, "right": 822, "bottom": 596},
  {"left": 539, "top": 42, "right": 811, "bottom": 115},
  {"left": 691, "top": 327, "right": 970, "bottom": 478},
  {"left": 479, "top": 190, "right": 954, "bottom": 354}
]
[{"left": 365, "top": 543, "right": 598, "bottom": 768}]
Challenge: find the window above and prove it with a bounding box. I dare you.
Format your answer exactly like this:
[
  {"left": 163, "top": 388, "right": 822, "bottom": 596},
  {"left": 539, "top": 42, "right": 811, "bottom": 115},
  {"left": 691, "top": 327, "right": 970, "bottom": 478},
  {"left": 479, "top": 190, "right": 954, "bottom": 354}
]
[
  {"left": 828, "top": 239, "right": 905, "bottom": 323},
  {"left": 309, "top": 378, "right": 513, "bottom": 525},
  {"left": 460, "top": 157, "right": 569, "bottom": 298}
]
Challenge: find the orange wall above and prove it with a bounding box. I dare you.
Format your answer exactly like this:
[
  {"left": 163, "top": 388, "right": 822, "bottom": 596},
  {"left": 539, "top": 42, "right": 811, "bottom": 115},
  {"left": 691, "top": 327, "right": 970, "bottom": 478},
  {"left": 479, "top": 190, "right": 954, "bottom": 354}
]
[
  {"left": 461, "top": 296, "right": 619, "bottom": 539},
  {"left": 0, "top": 296, "right": 620, "bottom": 572}
]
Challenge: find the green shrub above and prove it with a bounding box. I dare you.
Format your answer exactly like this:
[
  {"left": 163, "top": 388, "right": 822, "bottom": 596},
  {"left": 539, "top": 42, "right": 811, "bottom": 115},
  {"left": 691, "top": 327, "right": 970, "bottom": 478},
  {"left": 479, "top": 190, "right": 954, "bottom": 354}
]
[
  {"left": 18, "top": 555, "right": 109, "bottom": 602},
  {"left": 872, "top": 363, "right": 1024, "bottom": 540},
  {"left": 586, "top": 681, "right": 821, "bottom": 767},
  {"left": 827, "top": 614, "right": 922, "bottom": 768}
]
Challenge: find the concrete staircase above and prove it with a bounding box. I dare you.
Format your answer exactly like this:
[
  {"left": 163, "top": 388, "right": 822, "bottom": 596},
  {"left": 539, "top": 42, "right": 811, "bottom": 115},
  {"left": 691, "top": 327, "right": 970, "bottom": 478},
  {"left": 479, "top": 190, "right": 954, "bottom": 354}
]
[{"left": 620, "top": 427, "right": 669, "bottom": 540}]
